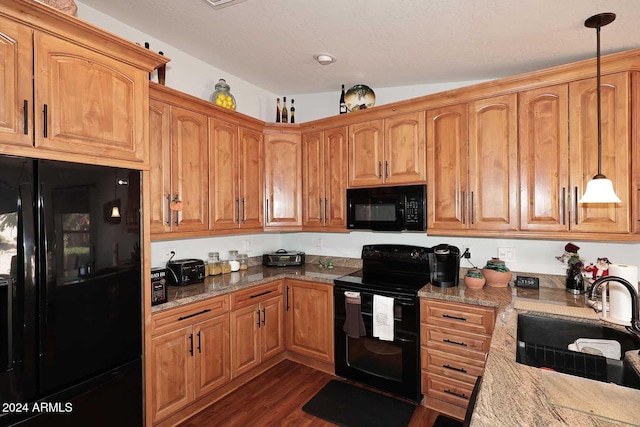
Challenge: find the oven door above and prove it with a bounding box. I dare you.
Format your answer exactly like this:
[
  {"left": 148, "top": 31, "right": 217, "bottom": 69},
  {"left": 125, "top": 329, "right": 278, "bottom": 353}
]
[{"left": 334, "top": 285, "right": 421, "bottom": 402}]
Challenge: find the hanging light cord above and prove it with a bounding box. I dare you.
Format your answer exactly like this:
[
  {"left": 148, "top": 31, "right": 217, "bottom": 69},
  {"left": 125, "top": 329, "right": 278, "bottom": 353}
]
[{"left": 595, "top": 22, "right": 603, "bottom": 178}]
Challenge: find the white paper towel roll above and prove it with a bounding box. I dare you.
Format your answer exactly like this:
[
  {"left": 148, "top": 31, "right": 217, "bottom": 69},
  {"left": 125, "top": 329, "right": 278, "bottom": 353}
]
[{"left": 607, "top": 264, "right": 639, "bottom": 325}]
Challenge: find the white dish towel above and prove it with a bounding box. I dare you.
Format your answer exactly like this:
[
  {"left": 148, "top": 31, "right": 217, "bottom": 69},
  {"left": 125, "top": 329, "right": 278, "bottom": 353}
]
[{"left": 373, "top": 294, "right": 394, "bottom": 341}]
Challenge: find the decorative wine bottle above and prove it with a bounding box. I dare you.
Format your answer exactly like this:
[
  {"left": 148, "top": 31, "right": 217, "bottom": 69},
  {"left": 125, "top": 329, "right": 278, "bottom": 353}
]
[
  {"left": 276, "top": 98, "right": 281, "bottom": 123},
  {"left": 281, "top": 97, "right": 288, "bottom": 123},
  {"left": 340, "top": 84, "right": 347, "bottom": 114},
  {"left": 290, "top": 99, "right": 295, "bottom": 124}
]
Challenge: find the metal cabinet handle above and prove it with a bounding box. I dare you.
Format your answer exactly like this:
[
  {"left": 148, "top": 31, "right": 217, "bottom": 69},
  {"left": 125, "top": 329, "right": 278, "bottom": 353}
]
[
  {"left": 443, "top": 338, "right": 467, "bottom": 347},
  {"left": 261, "top": 307, "right": 266, "bottom": 325},
  {"left": 197, "top": 331, "right": 202, "bottom": 353},
  {"left": 378, "top": 161, "right": 382, "bottom": 178},
  {"left": 256, "top": 310, "right": 261, "bottom": 328},
  {"left": 265, "top": 199, "right": 269, "bottom": 222},
  {"left": 442, "top": 313, "right": 467, "bottom": 321},
  {"left": 461, "top": 191, "right": 466, "bottom": 224},
  {"left": 471, "top": 191, "right": 475, "bottom": 224},
  {"left": 286, "top": 285, "right": 290, "bottom": 311},
  {"left": 189, "top": 333, "right": 194, "bottom": 356},
  {"left": 443, "top": 364, "right": 467, "bottom": 373},
  {"left": 166, "top": 194, "right": 172, "bottom": 225},
  {"left": 574, "top": 186, "right": 579, "bottom": 225},
  {"left": 250, "top": 290, "right": 273, "bottom": 299},
  {"left": 43, "top": 104, "right": 48, "bottom": 138},
  {"left": 324, "top": 198, "right": 328, "bottom": 224},
  {"left": 561, "top": 187, "right": 566, "bottom": 226},
  {"left": 385, "top": 161, "right": 389, "bottom": 178},
  {"left": 23, "top": 100, "right": 28, "bottom": 135},
  {"left": 319, "top": 198, "right": 323, "bottom": 222},
  {"left": 178, "top": 308, "right": 211, "bottom": 321},
  {"left": 241, "top": 198, "right": 246, "bottom": 222}
]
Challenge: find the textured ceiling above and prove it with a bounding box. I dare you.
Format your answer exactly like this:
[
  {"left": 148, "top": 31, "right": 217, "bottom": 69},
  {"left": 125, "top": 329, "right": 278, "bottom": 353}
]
[{"left": 77, "top": 0, "right": 640, "bottom": 94}]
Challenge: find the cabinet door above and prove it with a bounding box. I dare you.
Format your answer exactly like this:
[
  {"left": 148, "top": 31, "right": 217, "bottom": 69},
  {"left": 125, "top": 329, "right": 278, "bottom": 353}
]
[
  {"left": 239, "top": 127, "right": 264, "bottom": 229},
  {"left": 0, "top": 16, "right": 32, "bottom": 147},
  {"left": 519, "top": 85, "right": 569, "bottom": 232},
  {"left": 149, "top": 99, "right": 172, "bottom": 234},
  {"left": 34, "top": 32, "right": 147, "bottom": 163},
  {"left": 427, "top": 104, "right": 469, "bottom": 230},
  {"left": 209, "top": 118, "right": 239, "bottom": 230},
  {"left": 230, "top": 304, "right": 261, "bottom": 378},
  {"left": 194, "top": 314, "right": 230, "bottom": 397},
  {"left": 324, "top": 126, "right": 349, "bottom": 229},
  {"left": 261, "top": 296, "right": 285, "bottom": 362},
  {"left": 348, "top": 120, "right": 384, "bottom": 187},
  {"left": 384, "top": 112, "right": 426, "bottom": 185},
  {"left": 302, "top": 131, "right": 325, "bottom": 227},
  {"left": 286, "top": 280, "right": 334, "bottom": 363},
  {"left": 569, "top": 73, "right": 630, "bottom": 233},
  {"left": 264, "top": 132, "right": 302, "bottom": 227},
  {"left": 150, "top": 327, "right": 194, "bottom": 423},
  {"left": 468, "top": 94, "right": 518, "bottom": 231},
  {"left": 171, "top": 106, "right": 209, "bottom": 232}
]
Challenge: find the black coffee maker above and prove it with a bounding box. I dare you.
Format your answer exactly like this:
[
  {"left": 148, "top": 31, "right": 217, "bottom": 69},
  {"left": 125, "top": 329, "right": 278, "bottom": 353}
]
[{"left": 428, "top": 244, "right": 461, "bottom": 288}]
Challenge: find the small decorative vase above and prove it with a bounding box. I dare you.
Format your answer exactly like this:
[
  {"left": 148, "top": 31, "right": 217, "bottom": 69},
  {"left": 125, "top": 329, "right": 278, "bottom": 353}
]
[
  {"left": 481, "top": 258, "right": 512, "bottom": 288},
  {"left": 464, "top": 268, "right": 485, "bottom": 289},
  {"left": 209, "top": 79, "right": 236, "bottom": 111},
  {"left": 344, "top": 84, "right": 375, "bottom": 112}
]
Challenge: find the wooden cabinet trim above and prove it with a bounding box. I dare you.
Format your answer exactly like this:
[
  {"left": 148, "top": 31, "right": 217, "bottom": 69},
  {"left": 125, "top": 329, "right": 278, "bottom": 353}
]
[
  {"left": 151, "top": 294, "right": 229, "bottom": 336},
  {"left": 231, "top": 281, "right": 284, "bottom": 310}
]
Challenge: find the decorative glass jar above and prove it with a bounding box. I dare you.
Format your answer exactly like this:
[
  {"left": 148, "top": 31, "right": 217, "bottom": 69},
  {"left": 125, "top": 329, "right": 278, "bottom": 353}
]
[
  {"left": 238, "top": 254, "right": 248, "bottom": 270},
  {"left": 209, "top": 79, "right": 236, "bottom": 111}
]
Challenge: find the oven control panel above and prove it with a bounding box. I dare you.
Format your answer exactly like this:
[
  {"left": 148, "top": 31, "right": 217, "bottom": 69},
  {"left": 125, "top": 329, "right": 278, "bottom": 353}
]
[{"left": 362, "top": 244, "right": 430, "bottom": 261}]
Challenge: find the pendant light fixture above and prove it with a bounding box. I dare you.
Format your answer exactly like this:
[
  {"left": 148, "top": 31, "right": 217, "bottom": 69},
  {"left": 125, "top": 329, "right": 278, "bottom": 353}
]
[{"left": 578, "top": 12, "right": 621, "bottom": 204}]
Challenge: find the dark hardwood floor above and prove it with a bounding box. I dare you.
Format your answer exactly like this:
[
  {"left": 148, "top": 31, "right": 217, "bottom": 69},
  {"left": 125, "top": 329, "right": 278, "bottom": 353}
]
[{"left": 178, "top": 359, "right": 441, "bottom": 426}]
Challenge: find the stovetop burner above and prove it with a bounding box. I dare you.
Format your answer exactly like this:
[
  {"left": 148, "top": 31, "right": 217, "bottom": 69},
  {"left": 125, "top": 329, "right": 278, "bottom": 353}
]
[{"left": 334, "top": 269, "right": 429, "bottom": 296}]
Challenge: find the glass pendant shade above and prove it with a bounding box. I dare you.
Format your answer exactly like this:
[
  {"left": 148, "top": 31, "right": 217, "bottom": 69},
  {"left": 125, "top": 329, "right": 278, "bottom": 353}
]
[
  {"left": 579, "top": 175, "right": 622, "bottom": 203},
  {"left": 111, "top": 205, "right": 121, "bottom": 218}
]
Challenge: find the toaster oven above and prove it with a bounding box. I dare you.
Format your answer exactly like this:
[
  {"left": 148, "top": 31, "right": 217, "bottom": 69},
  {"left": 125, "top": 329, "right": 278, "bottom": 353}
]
[{"left": 166, "top": 258, "right": 205, "bottom": 286}]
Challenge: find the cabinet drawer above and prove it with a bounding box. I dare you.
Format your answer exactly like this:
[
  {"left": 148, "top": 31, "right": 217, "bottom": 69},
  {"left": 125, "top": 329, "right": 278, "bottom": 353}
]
[
  {"left": 422, "top": 371, "right": 474, "bottom": 408},
  {"left": 231, "top": 281, "right": 283, "bottom": 310},
  {"left": 421, "top": 325, "right": 491, "bottom": 360},
  {"left": 151, "top": 295, "right": 229, "bottom": 335},
  {"left": 420, "top": 299, "right": 496, "bottom": 334},
  {"left": 421, "top": 347, "right": 485, "bottom": 384}
]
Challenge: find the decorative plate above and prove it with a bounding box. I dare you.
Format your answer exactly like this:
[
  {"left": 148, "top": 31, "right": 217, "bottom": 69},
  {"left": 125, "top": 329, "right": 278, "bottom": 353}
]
[{"left": 344, "top": 84, "right": 375, "bottom": 112}]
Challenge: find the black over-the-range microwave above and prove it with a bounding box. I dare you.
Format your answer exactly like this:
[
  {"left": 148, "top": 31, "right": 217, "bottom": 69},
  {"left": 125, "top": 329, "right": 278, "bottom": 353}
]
[{"left": 346, "top": 184, "right": 426, "bottom": 231}]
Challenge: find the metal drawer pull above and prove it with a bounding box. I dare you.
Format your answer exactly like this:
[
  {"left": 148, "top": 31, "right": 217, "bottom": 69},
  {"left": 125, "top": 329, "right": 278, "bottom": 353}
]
[
  {"left": 443, "top": 338, "right": 467, "bottom": 347},
  {"left": 442, "top": 313, "right": 467, "bottom": 321},
  {"left": 444, "top": 389, "right": 468, "bottom": 399},
  {"left": 178, "top": 308, "right": 211, "bottom": 321},
  {"left": 250, "top": 290, "right": 273, "bottom": 299},
  {"left": 443, "top": 364, "right": 467, "bottom": 373}
]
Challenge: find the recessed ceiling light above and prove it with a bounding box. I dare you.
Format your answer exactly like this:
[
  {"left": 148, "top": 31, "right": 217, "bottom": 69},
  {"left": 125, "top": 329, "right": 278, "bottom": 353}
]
[
  {"left": 314, "top": 53, "right": 336, "bottom": 65},
  {"left": 201, "top": 0, "right": 248, "bottom": 10}
]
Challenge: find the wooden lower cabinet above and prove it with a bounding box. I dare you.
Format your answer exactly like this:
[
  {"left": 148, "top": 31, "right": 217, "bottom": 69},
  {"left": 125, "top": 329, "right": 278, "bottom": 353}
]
[
  {"left": 230, "top": 281, "right": 285, "bottom": 378},
  {"left": 149, "top": 296, "right": 230, "bottom": 424},
  {"left": 419, "top": 298, "right": 496, "bottom": 420},
  {"left": 285, "top": 279, "right": 334, "bottom": 364}
]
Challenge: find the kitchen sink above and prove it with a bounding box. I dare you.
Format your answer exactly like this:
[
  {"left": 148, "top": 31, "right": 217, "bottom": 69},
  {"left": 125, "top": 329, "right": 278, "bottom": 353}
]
[{"left": 515, "top": 313, "right": 640, "bottom": 389}]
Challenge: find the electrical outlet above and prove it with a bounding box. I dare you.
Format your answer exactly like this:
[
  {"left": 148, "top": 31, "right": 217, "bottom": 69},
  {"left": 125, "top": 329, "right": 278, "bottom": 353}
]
[
  {"left": 316, "top": 239, "right": 323, "bottom": 249},
  {"left": 244, "top": 240, "right": 252, "bottom": 253},
  {"left": 498, "top": 247, "right": 516, "bottom": 262}
]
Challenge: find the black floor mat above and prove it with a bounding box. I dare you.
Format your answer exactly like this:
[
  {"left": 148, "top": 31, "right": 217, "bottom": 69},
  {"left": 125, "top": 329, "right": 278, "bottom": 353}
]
[{"left": 301, "top": 380, "right": 415, "bottom": 427}]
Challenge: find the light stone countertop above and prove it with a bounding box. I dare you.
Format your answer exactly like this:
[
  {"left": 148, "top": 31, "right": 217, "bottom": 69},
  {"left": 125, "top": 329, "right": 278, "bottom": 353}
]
[
  {"left": 419, "top": 282, "right": 640, "bottom": 427},
  {"left": 151, "top": 263, "right": 360, "bottom": 313}
]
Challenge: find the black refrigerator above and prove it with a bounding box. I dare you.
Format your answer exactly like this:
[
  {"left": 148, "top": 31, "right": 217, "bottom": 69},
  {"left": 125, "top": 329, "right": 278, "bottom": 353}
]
[{"left": 0, "top": 155, "right": 143, "bottom": 427}]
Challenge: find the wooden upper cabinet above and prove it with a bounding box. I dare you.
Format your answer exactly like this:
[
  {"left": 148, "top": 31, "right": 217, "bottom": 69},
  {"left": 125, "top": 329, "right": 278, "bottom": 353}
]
[
  {"left": 170, "top": 107, "right": 209, "bottom": 232},
  {"left": 348, "top": 120, "right": 384, "bottom": 187},
  {"left": 569, "top": 72, "right": 630, "bottom": 234},
  {"left": 239, "top": 127, "right": 264, "bottom": 230},
  {"left": 302, "top": 126, "right": 348, "bottom": 230},
  {"left": 427, "top": 104, "right": 469, "bottom": 231},
  {"left": 384, "top": 112, "right": 426, "bottom": 185},
  {"left": 264, "top": 131, "right": 302, "bottom": 228},
  {"left": 149, "top": 99, "right": 172, "bottom": 234},
  {"left": 0, "top": 16, "right": 32, "bottom": 147},
  {"left": 468, "top": 94, "right": 518, "bottom": 231},
  {"left": 34, "top": 32, "right": 148, "bottom": 163},
  {"left": 519, "top": 84, "right": 569, "bottom": 232},
  {"left": 209, "top": 120, "right": 264, "bottom": 231},
  {"left": 209, "top": 119, "right": 239, "bottom": 230}
]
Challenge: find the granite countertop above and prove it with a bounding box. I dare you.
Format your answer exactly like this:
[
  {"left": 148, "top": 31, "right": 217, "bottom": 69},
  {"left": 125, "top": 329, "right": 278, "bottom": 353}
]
[
  {"left": 152, "top": 264, "right": 360, "bottom": 313},
  {"left": 419, "top": 282, "right": 640, "bottom": 427}
]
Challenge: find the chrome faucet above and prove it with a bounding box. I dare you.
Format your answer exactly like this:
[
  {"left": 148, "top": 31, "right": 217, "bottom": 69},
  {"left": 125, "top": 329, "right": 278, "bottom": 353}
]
[{"left": 590, "top": 275, "right": 640, "bottom": 337}]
